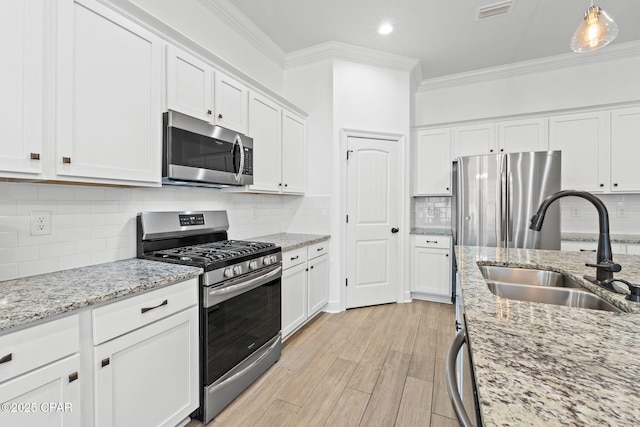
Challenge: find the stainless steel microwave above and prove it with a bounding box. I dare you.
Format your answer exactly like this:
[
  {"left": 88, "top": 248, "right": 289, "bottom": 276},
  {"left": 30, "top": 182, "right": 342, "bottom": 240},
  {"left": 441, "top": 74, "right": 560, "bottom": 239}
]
[{"left": 162, "top": 111, "right": 253, "bottom": 188}]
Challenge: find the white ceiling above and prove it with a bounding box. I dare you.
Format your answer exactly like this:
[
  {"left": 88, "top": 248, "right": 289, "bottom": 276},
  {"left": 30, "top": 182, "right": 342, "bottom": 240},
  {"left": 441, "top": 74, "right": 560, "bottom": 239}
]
[{"left": 228, "top": 0, "right": 640, "bottom": 79}]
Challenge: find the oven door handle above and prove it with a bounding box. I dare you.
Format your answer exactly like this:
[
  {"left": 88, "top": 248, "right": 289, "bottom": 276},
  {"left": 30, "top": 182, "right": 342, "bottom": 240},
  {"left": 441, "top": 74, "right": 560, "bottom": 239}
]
[{"left": 204, "top": 265, "right": 282, "bottom": 307}]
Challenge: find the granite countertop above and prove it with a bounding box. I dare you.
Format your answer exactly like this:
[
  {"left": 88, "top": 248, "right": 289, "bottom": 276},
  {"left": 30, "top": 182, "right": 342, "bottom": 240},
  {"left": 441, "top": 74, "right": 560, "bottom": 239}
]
[
  {"left": 562, "top": 232, "right": 640, "bottom": 244},
  {"left": 249, "top": 232, "right": 330, "bottom": 252},
  {"left": 456, "top": 245, "right": 640, "bottom": 426},
  {"left": 410, "top": 227, "right": 453, "bottom": 236},
  {"left": 0, "top": 259, "right": 202, "bottom": 333}
]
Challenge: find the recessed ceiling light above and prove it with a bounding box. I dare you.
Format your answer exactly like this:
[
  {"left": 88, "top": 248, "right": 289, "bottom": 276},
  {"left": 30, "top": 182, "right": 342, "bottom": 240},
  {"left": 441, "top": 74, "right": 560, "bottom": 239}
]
[{"left": 378, "top": 23, "right": 393, "bottom": 35}]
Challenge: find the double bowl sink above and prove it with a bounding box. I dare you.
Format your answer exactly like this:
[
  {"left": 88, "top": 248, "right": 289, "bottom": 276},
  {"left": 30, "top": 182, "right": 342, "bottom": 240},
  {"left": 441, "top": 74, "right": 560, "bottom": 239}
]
[{"left": 479, "top": 265, "right": 622, "bottom": 313}]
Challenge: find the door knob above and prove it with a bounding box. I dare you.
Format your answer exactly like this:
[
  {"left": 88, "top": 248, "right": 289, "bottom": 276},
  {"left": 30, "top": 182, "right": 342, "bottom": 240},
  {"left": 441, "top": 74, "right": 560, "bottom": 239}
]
[{"left": 391, "top": 227, "right": 399, "bottom": 233}]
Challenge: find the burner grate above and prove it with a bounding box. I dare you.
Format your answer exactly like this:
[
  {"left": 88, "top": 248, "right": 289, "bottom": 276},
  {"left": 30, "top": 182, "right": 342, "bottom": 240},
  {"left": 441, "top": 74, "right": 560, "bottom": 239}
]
[{"left": 150, "top": 240, "right": 275, "bottom": 266}]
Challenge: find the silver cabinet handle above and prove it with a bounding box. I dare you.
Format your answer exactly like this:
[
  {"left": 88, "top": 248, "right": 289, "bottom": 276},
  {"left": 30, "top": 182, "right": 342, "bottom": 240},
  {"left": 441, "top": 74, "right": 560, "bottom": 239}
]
[{"left": 445, "top": 329, "right": 474, "bottom": 427}]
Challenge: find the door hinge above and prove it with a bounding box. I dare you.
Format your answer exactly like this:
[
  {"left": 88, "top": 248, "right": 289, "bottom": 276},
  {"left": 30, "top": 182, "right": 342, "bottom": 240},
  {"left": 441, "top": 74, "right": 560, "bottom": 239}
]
[
  {"left": 346, "top": 150, "right": 353, "bottom": 160},
  {"left": 345, "top": 278, "right": 348, "bottom": 287},
  {"left": 346, "top": 214, "right": 349, "bottom": 223}
]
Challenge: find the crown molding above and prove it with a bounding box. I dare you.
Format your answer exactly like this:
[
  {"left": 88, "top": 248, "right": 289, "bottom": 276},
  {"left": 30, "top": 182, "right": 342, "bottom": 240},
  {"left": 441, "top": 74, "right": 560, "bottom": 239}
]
[
  {"left": 197, "top": 0, "right": 286, "bottom": 68},
  {"left": 418, "top": 40, "right": 640, "bottom": 92},
  {"left": 285, "top": 41, "right": 420, "bottom": 75}
]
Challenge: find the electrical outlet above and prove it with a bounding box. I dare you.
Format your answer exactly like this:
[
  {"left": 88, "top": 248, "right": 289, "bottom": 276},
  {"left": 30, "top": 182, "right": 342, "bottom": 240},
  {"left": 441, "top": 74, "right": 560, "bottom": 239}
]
[
  {"left": 616, "top": 206, "right": 628, "bottom": 218},
  {"left": 571, "top": 206, "right": 580, "bottom": 217},
  {"left": 251, "top": 206, "right": 258, "bottom": 220},
  {"left": 30, "top": 211, "right": 51, "bottom": 236}
]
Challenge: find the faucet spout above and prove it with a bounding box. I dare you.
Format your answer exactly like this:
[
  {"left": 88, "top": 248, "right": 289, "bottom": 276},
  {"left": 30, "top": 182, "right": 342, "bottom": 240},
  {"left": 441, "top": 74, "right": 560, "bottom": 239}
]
[{"left": 529, "top": 190, "right": 621, "bottom": 283}]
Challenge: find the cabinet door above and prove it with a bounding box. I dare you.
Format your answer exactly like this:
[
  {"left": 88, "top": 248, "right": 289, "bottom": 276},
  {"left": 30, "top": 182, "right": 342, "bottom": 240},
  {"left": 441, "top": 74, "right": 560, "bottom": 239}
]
[
  {"left": 56, "top": 0, "right": 162, "bottom": 185},
  {"left": 214, "top": 72, "right": 248, "bottom": 134},
  {"left": 281, "top": 110, "right": 306, "bottom": 194},
  {"left": 414, "top": 129, "right": 452, "bottom": 196},
  {"left": 282, "top": 263, "right": 307, "bottom": 338},
  {"left": 94, "top": 307, "right": 198, "bottom": 427},
  {"left": 549, "top": 112, "right": 610, "bottom": 192},
  {"left": 308, "top": 254, "right": 329, "bottom": 317},
  {"left": 0, "top": 1, "right": 44, "bottom": 177},
  {"left": 247, "top": 92, "right": 282, "bottom": 193},
  {"left": 166, "top": 45, "right": 214, "bottom": 122},
  {"left": 0, "top": 355, "right": 81, "bottom": 427},
  {"left": 453, "top": 124, "right": 495, "bottom": 158},
  {"left": 412, "top": 247, "right": 451, "bottom": 298},
  {"left": 611, "top": 107, "right": 640, "bottom": 193},
  {"left": 498, "top": 118, "right": 548, "bottom": 153}
]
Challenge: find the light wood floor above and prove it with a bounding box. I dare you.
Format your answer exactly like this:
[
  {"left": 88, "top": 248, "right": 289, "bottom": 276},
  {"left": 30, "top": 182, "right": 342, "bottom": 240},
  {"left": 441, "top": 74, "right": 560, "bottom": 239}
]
[{"left": 189, "top": 300, "right": 458, "bottom": 427}]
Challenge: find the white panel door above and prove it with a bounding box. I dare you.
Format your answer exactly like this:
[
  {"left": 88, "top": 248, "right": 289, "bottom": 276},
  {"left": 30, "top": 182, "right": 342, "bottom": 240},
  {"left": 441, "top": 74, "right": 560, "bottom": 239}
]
[
  {"left": 281, "top": 110, "right": 306, "bottom": 194},
  {"left": 453, "top": 124, "right": 495, "bottom": 158},
  {"left": 166, "top": 45, "right": 213, "bottom": 122},
  {"left": 549, "top": 112, "right": 610, "bottom": 192},
  {"left": 498, "top": 118, "right": 548, "bottom": 153},
  {"left": 346, "top": 137, "right": 400, "bottom": 309},
  {"left": 248, "top": 92, "right": 282, "bottom": 193},
  {"left": 414, "top": 129, "right": 452, "bottom": 196},
  {"left": 611, "top": 107, "right": 640, "bottom": 193},
  {"left": 0, "top": 355, "right": 81, "bottom": 427},
  {"left": 214, "top": 72, "right": 248, "bottom": 134},
  {"left": 0, "top": 0, "right": 44, "bottom": 177},
  {"left": 56, "top": 0, "right": 162, "bottom": 185}
]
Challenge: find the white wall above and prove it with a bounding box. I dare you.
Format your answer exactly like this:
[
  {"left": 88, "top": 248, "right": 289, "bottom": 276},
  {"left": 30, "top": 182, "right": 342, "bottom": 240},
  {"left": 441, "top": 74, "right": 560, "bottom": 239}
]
[
  {"left": 0, "top": 182, "right": 309, "bottom": 281},
  {"left": 414, "top": 46, "right": 640, "bottom": 126}
]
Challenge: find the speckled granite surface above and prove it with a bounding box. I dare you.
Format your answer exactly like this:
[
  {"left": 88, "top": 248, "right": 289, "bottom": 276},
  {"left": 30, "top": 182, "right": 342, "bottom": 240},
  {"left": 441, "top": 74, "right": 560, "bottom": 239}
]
[
  {"left": 456, "top": 245, "right": 640, "bottom": 426},
  {"left": 249, "top": 233, "right": 330, "bottom": 252},
  {"left": 0, "top": 259, "right": 202, "bottom": 333},
  {"left": 562, "top": 232, "right": 640, "bottom": 244},
  {"left": 410, "top": 227, "right": 453, "bottom": 236}
]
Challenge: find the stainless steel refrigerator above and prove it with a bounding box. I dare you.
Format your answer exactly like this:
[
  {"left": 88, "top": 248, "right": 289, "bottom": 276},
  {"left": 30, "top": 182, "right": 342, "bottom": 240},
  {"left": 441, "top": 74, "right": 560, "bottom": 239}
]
[{"left": 454, "top": 150, "right": 561, "bottom": 250}]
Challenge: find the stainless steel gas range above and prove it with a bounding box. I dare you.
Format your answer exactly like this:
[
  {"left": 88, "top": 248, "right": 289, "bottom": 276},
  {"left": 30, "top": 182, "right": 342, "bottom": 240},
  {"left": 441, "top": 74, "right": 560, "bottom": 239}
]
[{"left": 136, "top": 210, "right": 282, "bottom": 423}]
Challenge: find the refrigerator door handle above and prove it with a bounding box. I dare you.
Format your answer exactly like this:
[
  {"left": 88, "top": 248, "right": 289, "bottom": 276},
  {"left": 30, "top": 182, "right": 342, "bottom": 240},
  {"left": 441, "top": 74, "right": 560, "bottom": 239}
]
[{"left": 500, "top": 171, "right": 508, "bottom": 245}]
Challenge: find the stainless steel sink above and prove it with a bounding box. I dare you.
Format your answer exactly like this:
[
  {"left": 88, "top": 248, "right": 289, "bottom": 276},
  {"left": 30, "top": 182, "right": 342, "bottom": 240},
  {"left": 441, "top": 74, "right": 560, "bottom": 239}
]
[
  {"left": 478, "top": 265, "right": 583, "bottom": 288},
  {"left": 486, "top": 282, "right": 622, "bottom": 312}
]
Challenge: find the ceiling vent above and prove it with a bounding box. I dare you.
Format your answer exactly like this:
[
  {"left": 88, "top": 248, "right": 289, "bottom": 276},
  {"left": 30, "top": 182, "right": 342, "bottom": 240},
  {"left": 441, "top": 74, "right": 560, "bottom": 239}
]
[{"left": 477, "top": 1, "right": 514, "bottom": 20}]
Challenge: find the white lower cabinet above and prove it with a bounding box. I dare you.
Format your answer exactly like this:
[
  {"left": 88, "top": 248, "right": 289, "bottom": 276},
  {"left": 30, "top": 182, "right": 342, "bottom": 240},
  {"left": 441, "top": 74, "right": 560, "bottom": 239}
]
[
  {"left": 281, "top": 241, "right": 330, "bottom": 339},
  {"left": 411, "top": 235, "right": 452, "bottom": 304},
  {"left": 92, "top": 278, "right": 199, "bottom": 427},
  {"left": 0, "top": 315, "right": 81, "bottom": 426}
]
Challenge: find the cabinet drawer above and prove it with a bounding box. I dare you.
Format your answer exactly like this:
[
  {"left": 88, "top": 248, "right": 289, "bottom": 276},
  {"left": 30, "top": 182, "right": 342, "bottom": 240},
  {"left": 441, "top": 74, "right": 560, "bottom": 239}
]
[
  {"left": 307, "top": 241, "right": 329, "bottom": 259},
  {"left": 0, "top": 315, "right": 79, "bottom": 383},
  {"left": 92, "top": 277, "right": 198, "bottom": 345},
  {"left": 414, "top": 235, "right": 451, "bottom": 249},
  {"left": 282, "top": 248, "right": 307, "bottom": 270}
]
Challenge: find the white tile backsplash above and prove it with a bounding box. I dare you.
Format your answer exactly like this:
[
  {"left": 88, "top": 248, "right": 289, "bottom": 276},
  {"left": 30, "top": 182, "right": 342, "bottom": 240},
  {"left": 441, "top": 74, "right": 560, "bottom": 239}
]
[
  {"left": 0, "top": 182, "right": 330, "bottom": 281},
  {"left": 413, "top": 196, "right": 452, "bottom": 228}
]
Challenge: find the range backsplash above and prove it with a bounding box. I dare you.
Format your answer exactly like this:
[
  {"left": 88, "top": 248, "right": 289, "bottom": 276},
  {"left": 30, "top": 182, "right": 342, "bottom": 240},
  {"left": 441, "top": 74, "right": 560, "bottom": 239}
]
[{"left": 0, "top": 182, "right": 329, "bottom": 281}]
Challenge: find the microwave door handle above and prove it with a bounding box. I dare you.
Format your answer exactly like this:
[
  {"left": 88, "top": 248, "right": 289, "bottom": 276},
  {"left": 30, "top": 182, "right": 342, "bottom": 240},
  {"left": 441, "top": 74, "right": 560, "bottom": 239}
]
[{"left": 234, "top": 134, "right": 245, "bottom": 183}]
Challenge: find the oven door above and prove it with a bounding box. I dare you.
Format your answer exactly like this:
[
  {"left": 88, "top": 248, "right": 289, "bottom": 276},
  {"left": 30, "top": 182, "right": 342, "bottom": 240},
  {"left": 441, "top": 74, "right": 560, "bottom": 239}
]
[
  {"left": 202, "top": 264, "right": 281, "bottom": 386},
  {"left": 163, "top": 110, "right": 253, "bottom": 187}
]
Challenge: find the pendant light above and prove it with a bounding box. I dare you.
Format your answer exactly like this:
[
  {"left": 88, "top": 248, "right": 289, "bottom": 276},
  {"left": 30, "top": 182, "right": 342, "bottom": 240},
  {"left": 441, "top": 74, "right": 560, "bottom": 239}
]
[{"left": 570, "top": 0, "right": 619, "bottom": 52}]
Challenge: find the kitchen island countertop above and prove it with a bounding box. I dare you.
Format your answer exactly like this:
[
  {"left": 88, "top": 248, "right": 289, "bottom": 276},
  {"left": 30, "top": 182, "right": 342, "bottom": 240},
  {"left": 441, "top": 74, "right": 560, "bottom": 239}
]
[
  {"left": 456, "top": 245, "right": 640, "bottom": 426},
  {"left": 0, "top": 259, "right": 202, "bottom": 333},
  {"left": 249, "top": 232, "right": 330, "bottom": 252}
]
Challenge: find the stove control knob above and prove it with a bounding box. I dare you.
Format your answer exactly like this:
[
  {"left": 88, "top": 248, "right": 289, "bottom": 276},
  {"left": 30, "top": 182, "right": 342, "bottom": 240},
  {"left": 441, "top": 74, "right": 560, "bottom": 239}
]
[
  {"left": 263, "top": 257, "right": 271, "bottom": 266},
  {"left": 249, "top": 261, "right": 258, "bottom": 270},
  {"left": 223, "top": 268, "right": 233, "bottom": 278},
  {"left": 270, "top": 255, "right": 278, "bottom": 264},
  {"left": 233, "top": 265, "right": 242, "bottom": 275}
]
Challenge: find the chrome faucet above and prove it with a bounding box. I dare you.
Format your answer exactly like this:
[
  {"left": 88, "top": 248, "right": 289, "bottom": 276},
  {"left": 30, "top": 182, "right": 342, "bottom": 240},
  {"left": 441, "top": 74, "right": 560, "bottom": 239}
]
[{"left": 529, "top": 190, "right": 622, "bottom": 286}]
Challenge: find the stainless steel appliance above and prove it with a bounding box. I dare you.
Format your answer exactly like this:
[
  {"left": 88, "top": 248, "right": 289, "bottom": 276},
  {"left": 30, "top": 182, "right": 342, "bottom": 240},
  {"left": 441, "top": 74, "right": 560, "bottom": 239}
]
[
  {"left": 454, "top": 150, "right": 562, "bottom": 250},
  {"left": 163, "top": 111, "right": 253, "bottom": 188},
  {"left": 136, "top": 211, "right": 281, "bottom": 423}
]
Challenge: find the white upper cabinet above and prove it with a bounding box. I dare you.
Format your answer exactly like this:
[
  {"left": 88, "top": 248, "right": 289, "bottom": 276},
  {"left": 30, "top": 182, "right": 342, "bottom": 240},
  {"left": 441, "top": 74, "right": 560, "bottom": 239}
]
[
  {"left": 281, "top": 110, "right": 306, "bottom": 194},
  {"left": 498, "top": 118, "right": 548, "bottom": 153},
  {"left": 549, "top": 111, "right": 610, "bottom": 193},
  {"left": 611, "top": 107, "right": 640, "bottom": 193},
  {"left": 166, "top": 45, "right": 214, "bottom": 122},
  {"left": 56, "top": 0, "right": 162, "bottom": 186},
  {"left": 248, "top": 92, "right": 282, "bottom": 193},
  {"left": 453, "top": 123, "right": 496, "bottom": 158},
  {"left": 413, "top": 129, "right": 452, "bottom": 196},
  {"left": 214, "top": 72, "right": 248, "bottom": 134},
  {"left": 0, "top": 1, "right": 44, "bottom": 177}
]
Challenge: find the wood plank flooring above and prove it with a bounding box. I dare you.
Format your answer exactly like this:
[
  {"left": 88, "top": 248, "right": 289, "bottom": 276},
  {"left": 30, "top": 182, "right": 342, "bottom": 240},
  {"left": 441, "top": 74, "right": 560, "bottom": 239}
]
[{"left": 188, "top": 300, "right": 458, "bottom": 427}]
